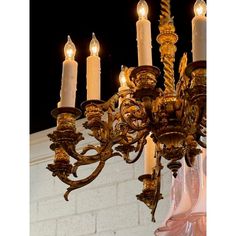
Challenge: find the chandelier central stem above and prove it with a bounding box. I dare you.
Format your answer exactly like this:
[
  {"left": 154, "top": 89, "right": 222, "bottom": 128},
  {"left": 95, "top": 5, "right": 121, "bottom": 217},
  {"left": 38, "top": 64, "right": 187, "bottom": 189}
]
[{"left": 157, "top": 0, "right": 178, "bottom": 97}]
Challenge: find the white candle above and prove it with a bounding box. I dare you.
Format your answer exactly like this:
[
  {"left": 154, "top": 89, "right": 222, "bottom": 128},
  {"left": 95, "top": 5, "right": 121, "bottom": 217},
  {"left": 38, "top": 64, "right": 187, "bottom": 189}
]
[
  {"left": 86, "top": 33, "right": 101, "bottom": 100},
  {"left": 144, "top": 134, "right": 156, "bottom": 175},
  {"left": 118, "top": 65, "right": 129, "bottom": 107},
  {"left": 192, "top": 0, "right": 207, "bottom": 61},
  {"left": 58, "top": 35, "right": 78, "bottom": 107},
  {"left": 136, "top": 0, "right": 152, "bottom": 66}
]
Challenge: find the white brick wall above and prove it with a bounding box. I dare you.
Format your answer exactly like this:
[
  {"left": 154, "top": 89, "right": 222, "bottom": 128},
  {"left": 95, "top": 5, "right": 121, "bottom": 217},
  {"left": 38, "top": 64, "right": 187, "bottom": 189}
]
[{"left": 30, "top": 121, "right": 172, "bottom": 236}]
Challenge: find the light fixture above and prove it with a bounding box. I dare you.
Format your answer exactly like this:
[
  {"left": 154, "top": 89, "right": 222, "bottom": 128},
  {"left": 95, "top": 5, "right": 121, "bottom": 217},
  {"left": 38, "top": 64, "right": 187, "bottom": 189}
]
[{"left": 47, "top": 0, "right": 206, "bottom": 223}]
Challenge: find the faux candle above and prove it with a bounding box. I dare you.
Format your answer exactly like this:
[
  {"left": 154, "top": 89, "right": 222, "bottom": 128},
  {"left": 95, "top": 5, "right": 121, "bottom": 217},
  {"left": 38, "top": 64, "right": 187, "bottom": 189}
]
[
  {"left": 86, "top": 33, "right": 101, "bottom": 100},
  {"left": 136, "top": 0, "right": 152, "bottom": 66},
  {"left": 58, "top": 36, "right": 78, "bottom": 107},
  {"left": 144, "top": 134, "right": 156, "bottom": 175},
  {"left": 192, "top": 0, "right": 207, "bottom": 61}
]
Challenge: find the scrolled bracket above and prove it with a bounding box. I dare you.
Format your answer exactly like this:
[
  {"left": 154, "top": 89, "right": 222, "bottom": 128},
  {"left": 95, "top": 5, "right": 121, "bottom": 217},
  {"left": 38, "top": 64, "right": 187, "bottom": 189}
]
[
  {"left": 120, "top": 98, "right": 149, "bottom": 131},
  {"left": 115, "top": 130, "right": 149, "bottom": 164},
  {"left": 62, "top": 160, "right": 106, "bottom": 201}
]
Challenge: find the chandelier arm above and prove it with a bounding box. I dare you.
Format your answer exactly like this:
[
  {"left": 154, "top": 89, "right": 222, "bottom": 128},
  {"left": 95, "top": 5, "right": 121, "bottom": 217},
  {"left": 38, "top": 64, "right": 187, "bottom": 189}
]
[
  {"left": 71, "top": 150, "right": 122, "bottom": 178},
  {"left": 115, "top": 129, "right": 149, "bottom": 162},
  {"left": 62, "top": 105, "right": 150, "bottom": 167},
  {"left": 65, "top": 145, "right": 104, "bottom": 165},
  {"left": 91, "top": 122, "right": 111, "bottom": 143},
  {"left": 64, "top": 127, "right": 124, "bottom": 165},
  {"left": 124, "top": 133, "right": 148, "bottom": 164},
  {"left": 57, "top": 145, "right": 122, "bottom": 200},
  {"left": 100, "top": 93, "right": 119, "bottom": 112},
  {"left": 124, "top": 129, "right": 149, "bottom": 145},
  {"left": 57, "top": 160, "right": 106, "bottom": 201},
  {"left": 115, "top": 127, "right": 148, "bottom": 147}
]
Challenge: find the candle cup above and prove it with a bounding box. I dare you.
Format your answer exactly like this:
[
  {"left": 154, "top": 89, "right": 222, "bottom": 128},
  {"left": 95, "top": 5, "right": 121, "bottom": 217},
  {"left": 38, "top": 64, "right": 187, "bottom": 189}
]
[
  {"left": 47, "top": 148, "right": 73, "bottom": 177},
  {"left": 185, "top": 61, "right": 206, "bottom": 109},
  {"left": 130, "top": 65, "right": 160, "bottom": 89},
  {"left": 136, "top": 173, "right": 163, "bottom": 222},
  {"left": 48, "top": 107, "right": 84, "bottom": 155},
  {"left": 54, "top": 147, "right": 70, "bottom": 164},
  {"left": 81, "top": 100, "right": 104, "bottom": 128},
  {"left": 185, "top": 61, "right": 206, "bottom": 88},
  {"left": 130, "top": 65, "right": 161, "bottom": 100},
  {"left": 51, "top": 107, "right": 82, "bottom": 131},
  {"left": 136, "top": 174, "right": 157, "bottom": 208}
]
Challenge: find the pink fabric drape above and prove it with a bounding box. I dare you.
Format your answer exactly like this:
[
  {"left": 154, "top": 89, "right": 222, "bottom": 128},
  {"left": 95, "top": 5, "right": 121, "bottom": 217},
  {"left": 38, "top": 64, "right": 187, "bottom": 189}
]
[{"left": 155, "top": 148, "right": 206, "bottom": 236}]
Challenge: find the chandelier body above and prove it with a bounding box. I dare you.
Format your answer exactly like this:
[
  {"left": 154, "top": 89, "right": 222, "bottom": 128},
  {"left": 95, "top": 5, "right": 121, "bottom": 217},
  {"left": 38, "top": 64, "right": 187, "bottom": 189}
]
[{"left": 47, "top": 0, "right": 206, "bottom": 223}]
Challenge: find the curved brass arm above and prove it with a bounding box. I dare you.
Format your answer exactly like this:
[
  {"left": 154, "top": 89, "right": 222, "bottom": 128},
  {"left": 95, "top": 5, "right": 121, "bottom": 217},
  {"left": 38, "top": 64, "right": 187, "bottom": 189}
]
[
  {"left": 59, "top": 160, "right": 106, "bottom": 201},
  {"left": 124, "top": 141, "right": 145, "bottom": 164},
  {"left": 49, "top": 145, "right": 122, "bottom": 201}
]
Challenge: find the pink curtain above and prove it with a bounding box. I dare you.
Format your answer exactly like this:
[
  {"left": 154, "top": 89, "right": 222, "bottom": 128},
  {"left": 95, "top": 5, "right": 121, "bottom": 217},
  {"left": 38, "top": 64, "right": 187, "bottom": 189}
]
[{"left": 155, "top": 148, "right": 206, "bottom": 236}]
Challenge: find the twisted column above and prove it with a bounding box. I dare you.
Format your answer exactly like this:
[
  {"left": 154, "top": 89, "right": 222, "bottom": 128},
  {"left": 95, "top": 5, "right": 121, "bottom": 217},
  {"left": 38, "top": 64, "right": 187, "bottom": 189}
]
[
  {"left": 160, "top": 0, "right": 171, "bottom": 21},
  {"left": 163, "top": 56, "right": 175, "bottom": 95},
  {"left": 157, "top": 0, "right": 178, "bottom": 96}
]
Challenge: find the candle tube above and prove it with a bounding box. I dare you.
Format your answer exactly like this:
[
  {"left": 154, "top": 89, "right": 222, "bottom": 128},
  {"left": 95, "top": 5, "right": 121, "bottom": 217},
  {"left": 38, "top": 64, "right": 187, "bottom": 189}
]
[
  {"left": 192, "top": 0, "right": 207, "bottom": 61},
  {"left": 144, "top": 134, "right": 156, "bottom": 175},
  {"left": 58, "top": 35, "right": 78, "bottom": 107},
  {"left": 86, "top": 33, "right": 101, "bottom": 100},
  {"left": 136, "top": 0, "right": 152, "bottom": 66}
]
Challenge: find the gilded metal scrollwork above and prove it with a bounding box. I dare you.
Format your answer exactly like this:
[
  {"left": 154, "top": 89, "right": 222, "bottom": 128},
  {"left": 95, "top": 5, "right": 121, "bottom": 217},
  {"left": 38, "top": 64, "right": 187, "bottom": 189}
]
[{"left": 47, "top": 0, "right": 206, "bottom": 222}]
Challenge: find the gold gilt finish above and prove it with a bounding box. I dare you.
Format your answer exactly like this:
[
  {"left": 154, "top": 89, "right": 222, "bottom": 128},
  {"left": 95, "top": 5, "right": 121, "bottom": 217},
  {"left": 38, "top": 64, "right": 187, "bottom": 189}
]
[
  {"left": 157, "top": 0, "right": 178, "bottom": 96},
  {"left": 47, "top": 0, "right": 206, "bottom": 222}
]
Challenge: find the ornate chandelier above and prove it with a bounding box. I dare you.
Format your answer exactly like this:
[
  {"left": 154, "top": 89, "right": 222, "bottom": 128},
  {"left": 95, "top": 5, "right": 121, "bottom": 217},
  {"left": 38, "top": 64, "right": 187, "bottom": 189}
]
[{"left": 47, "top": 0, "right": 206, "bottom": 223}]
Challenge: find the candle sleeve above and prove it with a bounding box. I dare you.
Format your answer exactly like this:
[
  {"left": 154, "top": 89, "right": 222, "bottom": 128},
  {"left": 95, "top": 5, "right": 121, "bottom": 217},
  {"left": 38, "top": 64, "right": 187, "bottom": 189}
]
[
  {"left": 136, "top": 19, "right": 152, "bottom": 66},
  {"left": 86, "top": 55, "right": 101, "bottom": 100},
  {"left": 144, "top": 136, "right": 156, "bottom": 174},
  {"left": 192, "top": 16, "right": 206, "bottom": 61},
  {"left": 59, "top": 60, "right": 78, "bottom": 107}
]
